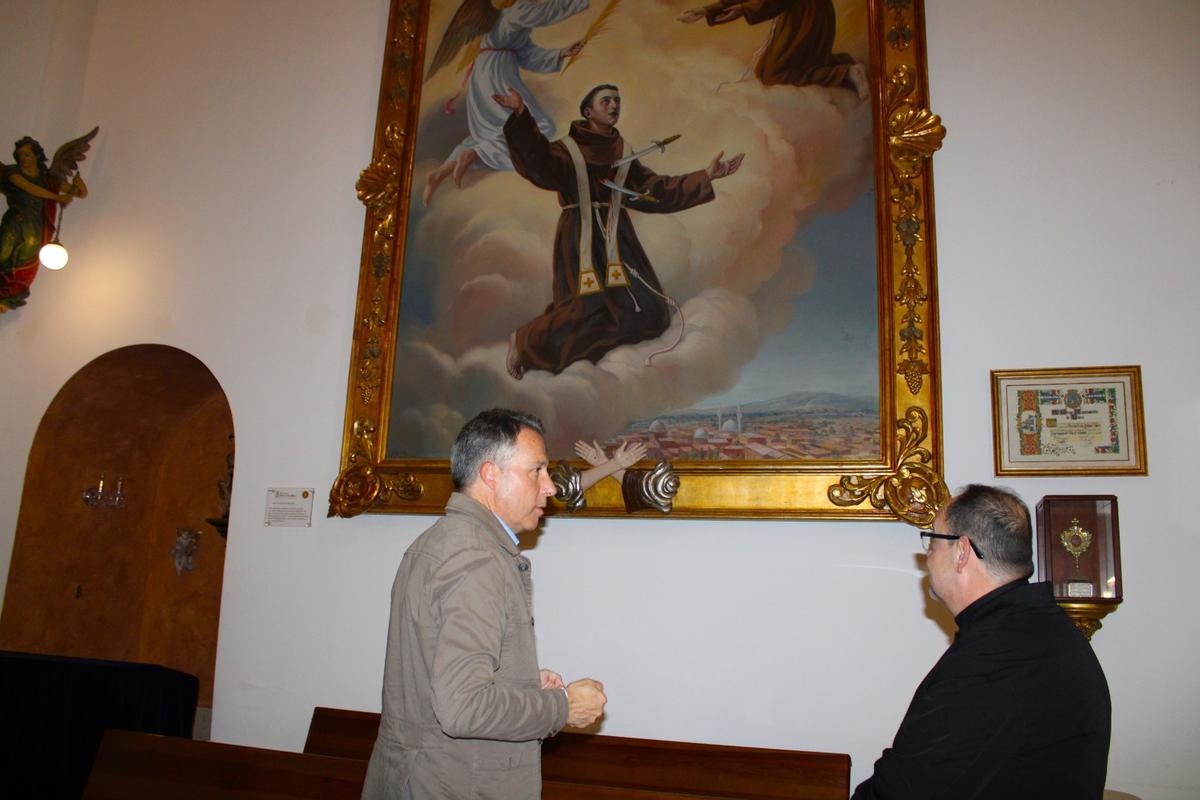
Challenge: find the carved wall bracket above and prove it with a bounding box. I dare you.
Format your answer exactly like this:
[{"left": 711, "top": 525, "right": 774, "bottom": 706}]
[
  {"left": 828, "top": 408, "right": 948, "bottom": 526},
  {"left": 550, "top": 463, "right": 587, "bottom": 512},
  {"left": 631, "top": 461, "right": 680, "bottom": 514},
  {"left": 1058, "top": 601, "right": 1121, "bottom": 641},
  {"left": 551, "top": 461, "right": 680, "bottom": 515}
]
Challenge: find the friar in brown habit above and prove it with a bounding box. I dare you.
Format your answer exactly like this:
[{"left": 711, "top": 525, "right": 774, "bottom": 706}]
[{"left": 496, "top": 83, "right": 744, "bottom": 379}]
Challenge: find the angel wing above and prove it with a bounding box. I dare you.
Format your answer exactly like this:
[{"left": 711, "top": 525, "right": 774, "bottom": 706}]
[
  {"left": 425, "top": 0, "right": 499, "bottom": 82},
  {"left": 48, "top": 126, "right": 99, "bottom": 183}
]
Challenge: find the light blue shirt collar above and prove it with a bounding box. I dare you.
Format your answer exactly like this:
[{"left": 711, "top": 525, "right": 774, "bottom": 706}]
[{"left": 493, "top": 513, "right": 519, "bottom": 546}]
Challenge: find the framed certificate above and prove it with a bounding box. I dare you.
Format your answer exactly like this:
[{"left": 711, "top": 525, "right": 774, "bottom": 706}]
[{"left": 991, "top": 366, "right": 1147, "bottom": 476}]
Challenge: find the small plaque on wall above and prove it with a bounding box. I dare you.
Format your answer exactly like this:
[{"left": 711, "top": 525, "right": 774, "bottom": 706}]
[{"left": 264, "top": 488, "right": 314, "bottom": 527}]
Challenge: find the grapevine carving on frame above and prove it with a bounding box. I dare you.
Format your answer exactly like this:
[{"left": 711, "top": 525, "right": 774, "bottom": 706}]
[{"left": 886, "top": 64, "right": 944, "bottom": 396}]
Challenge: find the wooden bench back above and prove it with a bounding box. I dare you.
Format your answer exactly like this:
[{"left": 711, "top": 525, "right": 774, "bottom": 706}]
[
  {"left": 84, "top": 728, "right": 368, "bottom": 800},
  {"left": 541, "top": 732, "right": 849, "bottom": 800},
  {"left": 304, "top": 706, "right": 381, "bottom": 760},
  {"left": 305, "top": 706, "right": 849, "bottom": 800}
]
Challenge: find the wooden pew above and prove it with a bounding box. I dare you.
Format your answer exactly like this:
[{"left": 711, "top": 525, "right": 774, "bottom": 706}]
[
  {"left": 541, "top": 732, "right": 849, "bottom": 800},
  {"left": 305, "top": 706, "right": 850, "bottom": 800},
  {"left": 83, "top": 728, "right": 368, "bottom": 800},
  {"left": 304, "top": 706, "right": 381, "bottom": 760}
]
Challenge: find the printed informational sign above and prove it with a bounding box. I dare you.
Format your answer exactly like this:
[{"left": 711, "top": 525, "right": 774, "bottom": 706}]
[{"left": 264, "top": 487, "right": 315, "bottom": 527}]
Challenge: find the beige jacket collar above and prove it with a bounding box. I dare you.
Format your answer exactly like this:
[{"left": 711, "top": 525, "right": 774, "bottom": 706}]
[{"left": 445, "top": 491, "right": 520, "bottom": 556}]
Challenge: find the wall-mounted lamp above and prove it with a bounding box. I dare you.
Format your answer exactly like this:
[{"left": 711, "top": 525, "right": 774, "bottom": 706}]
[
  {"left": 38, "top": 242, "right": 68, "bottom": 270},
  {"left": 38, "top": 201, "right": 68, "bottom": 271},
  {"left": 83, "top": 473, "right": 125, "bottom": 510},
  {"left": 39, "top": 204, "right": 69, "bottom": 271}
]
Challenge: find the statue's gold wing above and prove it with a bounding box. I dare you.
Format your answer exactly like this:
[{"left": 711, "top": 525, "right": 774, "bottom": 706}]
[
  {"left": 425, "top": 0, "right": 499, "bottom": 82},
  {"left": 48, "top": 126, "right": 99, "bottom": 183}
]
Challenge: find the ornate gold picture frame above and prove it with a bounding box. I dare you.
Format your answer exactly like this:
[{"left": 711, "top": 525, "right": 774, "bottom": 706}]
[
  {"left": 332, "top": 0, "right": 946, "bottom": 524},
  {"left": 992, "top": 366, "right": 1148, "bottom": 477}
]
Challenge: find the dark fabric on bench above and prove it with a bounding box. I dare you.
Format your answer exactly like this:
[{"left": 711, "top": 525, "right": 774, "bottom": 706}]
[{"left": 0, "top": 650, "right": 197, "bottom": 800}]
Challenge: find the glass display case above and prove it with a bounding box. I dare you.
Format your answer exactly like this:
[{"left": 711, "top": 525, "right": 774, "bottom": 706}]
[{"left": 1036, "top": 495, "right": 1122, "bottom": 639}]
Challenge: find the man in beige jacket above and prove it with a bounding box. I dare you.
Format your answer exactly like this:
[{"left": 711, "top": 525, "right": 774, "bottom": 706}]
[{"left": 362, "top": 408, "right": 607, "bottom": 799}]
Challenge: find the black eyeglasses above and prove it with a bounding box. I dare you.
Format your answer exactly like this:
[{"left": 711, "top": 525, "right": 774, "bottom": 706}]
[{"left": 919, "top": 529, "right": 985, "bottom": 560}]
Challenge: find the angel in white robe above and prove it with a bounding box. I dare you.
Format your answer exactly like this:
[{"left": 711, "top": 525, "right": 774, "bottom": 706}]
[{"left": 422, "top": 0, "right": 589, "bottom": 206}]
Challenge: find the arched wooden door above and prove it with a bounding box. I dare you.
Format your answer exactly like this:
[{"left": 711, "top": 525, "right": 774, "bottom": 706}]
[{"left": 0, "top": 344, "right": 232, "bottom": 721}]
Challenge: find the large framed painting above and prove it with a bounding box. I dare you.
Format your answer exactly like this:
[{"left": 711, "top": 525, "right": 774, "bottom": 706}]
[{"left": 331, "top": 0, "right": 947, "bottom": 523}]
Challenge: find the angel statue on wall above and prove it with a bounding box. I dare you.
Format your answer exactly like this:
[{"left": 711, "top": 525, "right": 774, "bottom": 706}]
[
  {"left": 421, "top": 0, "right": 589, "bottom": 206},
  {"left": 0, "top": 126, "right": 98, "bottom": 312}
]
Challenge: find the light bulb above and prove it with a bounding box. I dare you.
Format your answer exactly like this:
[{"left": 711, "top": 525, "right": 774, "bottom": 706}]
[{"left": 39, "top": 242, "right": 69, "bottom": 270}]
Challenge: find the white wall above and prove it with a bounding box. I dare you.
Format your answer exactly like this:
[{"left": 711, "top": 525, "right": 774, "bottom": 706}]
[{"left": 1, "top": 1, "right": 1196, "bottom": 796}]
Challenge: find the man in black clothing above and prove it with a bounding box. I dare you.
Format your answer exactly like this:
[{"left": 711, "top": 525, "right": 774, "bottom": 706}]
[{"left": 852, "top": 484, "right": 1111, "bottom": 799}]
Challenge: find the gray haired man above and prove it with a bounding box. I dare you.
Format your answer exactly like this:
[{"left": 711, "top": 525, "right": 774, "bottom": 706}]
[{"left": 362, "top": 409, "right": 606, "bottom": 799}]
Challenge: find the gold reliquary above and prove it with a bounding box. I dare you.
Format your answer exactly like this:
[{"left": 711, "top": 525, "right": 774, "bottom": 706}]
[{"left": 1035, "top": 495, "right": 1122, "bottom": 640}]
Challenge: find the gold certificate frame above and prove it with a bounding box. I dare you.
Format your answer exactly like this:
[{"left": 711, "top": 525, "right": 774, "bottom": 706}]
[
  {"left": 991, "top": 366, "right": 1148, "bottom": 477},
  {"left": 331, "top": 0, "right": 946, "bottom": 524}
]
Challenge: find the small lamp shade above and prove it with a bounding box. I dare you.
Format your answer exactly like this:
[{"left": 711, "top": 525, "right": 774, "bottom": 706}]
[{"left": 39, "top": 242, "right": 69, "bottom": 270}]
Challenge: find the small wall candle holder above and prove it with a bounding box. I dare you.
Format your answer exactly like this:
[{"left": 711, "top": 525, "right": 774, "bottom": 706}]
[{"left": 82, "top": 473, "right": 126, "bottom": 510}]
